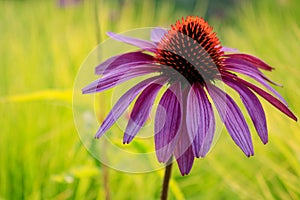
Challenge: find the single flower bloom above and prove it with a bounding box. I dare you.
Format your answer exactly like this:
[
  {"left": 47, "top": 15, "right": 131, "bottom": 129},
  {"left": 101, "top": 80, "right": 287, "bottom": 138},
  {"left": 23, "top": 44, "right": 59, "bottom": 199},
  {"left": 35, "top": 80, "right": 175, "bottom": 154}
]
[{"left": 82, "top": 16, "right": 297, "bottom": 175}]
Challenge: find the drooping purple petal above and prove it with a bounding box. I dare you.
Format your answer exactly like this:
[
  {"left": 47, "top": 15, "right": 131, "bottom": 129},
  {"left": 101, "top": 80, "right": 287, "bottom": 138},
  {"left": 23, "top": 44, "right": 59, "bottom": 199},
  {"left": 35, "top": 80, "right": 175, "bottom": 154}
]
[
  {"left": 150, "top": 27, "right": 168, "bottom": 43},
  {"left": 94, "top": 76, "right": 166, "bottom": 139},
  {"left": 225, "top": 72, "right": 296, "bottom": 120},
  {"left": 186, "top": 83, "right": 215, "bottom": 158},
  {"left": 224, "top": 77, "right": 268, "bottom": 144},
  {"left": 224, "top": 53, "right": 274, "bottom": 71},
  {"left": 175, "top": 146, "right": 194, "bottom": 176},
  {"left": 207, "top": 83, "right": 254, "bottom": 157},
  {"left": 174, "top": 125, "right": 194, "bottom": 176},
  {"left": 174, "top": 85, "right": 194, "bottom": 176},
  {"left": 223, "top": 64, "right": 287, "bottom": 105},
  {"left": 82, "top": 66, "right": 159, "bottom": 94},
  {"left": 155, "top": 82, "right": 182, "bottom": 163},
  {"left": 224, "top": 73, "right": 297, "bottom": 121},
  {"left": 107, "top": 32, "right": 157, "bottom": 53},
  {"left": 95, "top": 51, "right": 154, "bottom": 75},
  {"left": 123, "top": 79, "right": 168, "bottom": 144}
]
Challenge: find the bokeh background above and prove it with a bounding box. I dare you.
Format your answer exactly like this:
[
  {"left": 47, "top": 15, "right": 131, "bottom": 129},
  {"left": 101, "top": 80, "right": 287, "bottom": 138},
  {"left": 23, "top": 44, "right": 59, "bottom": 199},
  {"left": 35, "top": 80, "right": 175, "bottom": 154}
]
[{"left": 1, "top": 0, "right": 300, "bottom": 199}]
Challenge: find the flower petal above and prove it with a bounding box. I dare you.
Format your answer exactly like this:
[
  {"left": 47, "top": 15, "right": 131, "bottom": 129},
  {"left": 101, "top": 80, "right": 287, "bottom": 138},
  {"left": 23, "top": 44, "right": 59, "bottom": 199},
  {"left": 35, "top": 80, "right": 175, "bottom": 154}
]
[
  {"left": 82, "top": 66, "right": 158, "bottom": 94},
  {"left": 150, "top": 27, "right": 167, "bottom": 43},
  {"left": 224, "top": 53, "right": 274, "bottom": 71},
  {"left": 155, "top": 82, "right": 182, "bottom": 163},
  {"left": 225, "top": 73, "right": 297, "bottom": 121},
  {"left": 123, "top": 79, "right": 168, "bottom": 144},
  {"left": 174, "top": 92, "right": 194, "bottom": 176},
  {"left": 207, "top": 84, "right": 254, "bottom": 157},
  {"left": 224, "top": 59, "right": 281, "bottom": 86},
  {"left": 221, "top": 46, "right": 239, "bottom": 52},
  {"left": 95, "top": 51, "right": 154, "bottom": 75},
  {"left": 94, "top": 76, "right": 165, "bottom": 139},
  {"left": 186, "top": 83, "right": 215, "bottom": 158},
  {"left": 224, "top": 78, "right": 268, "bottom": 144},
  {"left": 223, "top": 63, "right": 287, "bottom": 105},
  {"left": 174, "top": 135, "right": 194, "bottom": 176},
  {"left": 175, "top": 147, "right": 194, "bottom": 176},
  {"left": 107, "top": 32, "right": 157, "bottom": 52}
]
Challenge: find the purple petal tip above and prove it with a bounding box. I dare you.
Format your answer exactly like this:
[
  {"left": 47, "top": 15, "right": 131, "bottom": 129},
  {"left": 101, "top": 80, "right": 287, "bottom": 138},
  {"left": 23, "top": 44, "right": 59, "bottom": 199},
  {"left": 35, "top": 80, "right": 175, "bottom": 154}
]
[
  {"left": 123, "top": 133, "right": 134, "bottom": 144},
  {"left": 82, "top": 89, "right": 89, "bottom": 94},
  {"left": 106, "top": 31, "right": 114, "bottom": 37},
  {"left": 246, "top": 151, "right": 254, "bottom": 157},
  {"left": 293, "top": 115, "right": 298, "bottom": 121},
  {"left": 94, "top": 132, "right": 102, "bottom": 139}
]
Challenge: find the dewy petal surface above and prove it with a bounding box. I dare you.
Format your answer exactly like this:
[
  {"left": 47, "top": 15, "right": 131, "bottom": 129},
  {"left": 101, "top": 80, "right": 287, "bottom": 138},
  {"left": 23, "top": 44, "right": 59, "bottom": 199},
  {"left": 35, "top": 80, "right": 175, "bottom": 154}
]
[
  {"left": 225, "top": 78, "right": 268, "bottom": 144},
  {"left": 123, "top": 80, "right": 167, "bottom": 144},
  {"left": 94, "top": 76, "right": 165, "bottom": 138},
  {"left": 107, "top": 32, "right": 157, "bottom": 52},
  {"left": 186, "top": 83, "right": 215, "bottom": 157},
  {"left": 207, "top": 84, "right": 254, "bottom": 156},
  {"left": 155, "top": 82, "right": 182, "bottom": 163}
]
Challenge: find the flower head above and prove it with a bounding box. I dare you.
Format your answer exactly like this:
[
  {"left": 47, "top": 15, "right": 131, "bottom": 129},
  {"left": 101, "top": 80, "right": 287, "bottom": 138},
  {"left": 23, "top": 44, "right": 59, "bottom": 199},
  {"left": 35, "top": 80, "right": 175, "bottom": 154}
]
[{"left": 82, "top": 16, "right": 297, "bottom": 175}]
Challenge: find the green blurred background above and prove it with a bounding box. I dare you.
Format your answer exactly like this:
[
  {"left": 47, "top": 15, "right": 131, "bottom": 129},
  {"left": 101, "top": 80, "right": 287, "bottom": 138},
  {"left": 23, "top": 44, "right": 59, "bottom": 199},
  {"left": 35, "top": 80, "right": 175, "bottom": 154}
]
[{"left": 1, "top": 0, "right": 300, "bottom": 199}]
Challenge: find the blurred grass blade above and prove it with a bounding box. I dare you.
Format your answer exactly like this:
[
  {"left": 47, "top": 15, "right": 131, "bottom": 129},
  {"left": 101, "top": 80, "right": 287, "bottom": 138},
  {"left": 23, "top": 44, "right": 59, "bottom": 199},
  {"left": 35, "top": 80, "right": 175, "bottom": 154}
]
[{"left": 0, "top": 89, "right": 72, "bottom": 103}]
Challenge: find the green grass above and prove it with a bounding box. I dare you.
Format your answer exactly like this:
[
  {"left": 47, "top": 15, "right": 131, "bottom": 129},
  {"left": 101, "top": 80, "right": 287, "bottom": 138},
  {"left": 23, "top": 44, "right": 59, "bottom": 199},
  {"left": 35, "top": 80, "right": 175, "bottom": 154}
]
[{"left": 1, "top": 0, "right": 300, "bottom": 199}]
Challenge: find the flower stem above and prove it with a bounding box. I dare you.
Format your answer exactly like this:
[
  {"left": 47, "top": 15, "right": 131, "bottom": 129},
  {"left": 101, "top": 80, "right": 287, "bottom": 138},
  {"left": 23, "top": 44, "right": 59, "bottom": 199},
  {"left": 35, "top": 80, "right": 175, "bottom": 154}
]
[
  {"left": 102, "top": 163, "right": 110, "bottom": 200},
  {"left": 160, "top": 157, "right": 173, "bottom": 200}
]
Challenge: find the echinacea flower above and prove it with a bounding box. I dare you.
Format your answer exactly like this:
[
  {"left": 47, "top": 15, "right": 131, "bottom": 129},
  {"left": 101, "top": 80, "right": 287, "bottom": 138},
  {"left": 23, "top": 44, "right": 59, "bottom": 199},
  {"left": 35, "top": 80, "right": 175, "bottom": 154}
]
[{"left": 82, "top": 16, "right": 297, "bottom": 175}]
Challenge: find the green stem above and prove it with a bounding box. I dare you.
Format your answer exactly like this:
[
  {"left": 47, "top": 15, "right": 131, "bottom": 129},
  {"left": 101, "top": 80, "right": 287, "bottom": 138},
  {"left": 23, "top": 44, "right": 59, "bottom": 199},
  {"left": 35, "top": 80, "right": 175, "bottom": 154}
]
[{"left": 160, "top": 157, "right": 173, "bottom": 200}]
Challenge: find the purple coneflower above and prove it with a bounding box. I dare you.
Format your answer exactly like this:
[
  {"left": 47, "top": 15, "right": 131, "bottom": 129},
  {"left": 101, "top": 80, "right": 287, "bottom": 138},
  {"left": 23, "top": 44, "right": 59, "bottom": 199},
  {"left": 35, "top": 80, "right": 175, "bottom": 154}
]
[{"left": 82, "top": 16, "right": 297, "bottom": 175}]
